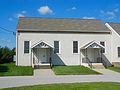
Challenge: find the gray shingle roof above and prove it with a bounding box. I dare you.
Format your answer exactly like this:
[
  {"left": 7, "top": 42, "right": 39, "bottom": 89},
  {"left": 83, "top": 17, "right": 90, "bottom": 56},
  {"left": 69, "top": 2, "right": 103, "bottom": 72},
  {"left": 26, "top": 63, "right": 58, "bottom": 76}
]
[
  {"left": 17, "top": 17, "right": 110, "bottom": 33},
  {"left": 108, "top": 23, "right": 120, "bottom": 35}
]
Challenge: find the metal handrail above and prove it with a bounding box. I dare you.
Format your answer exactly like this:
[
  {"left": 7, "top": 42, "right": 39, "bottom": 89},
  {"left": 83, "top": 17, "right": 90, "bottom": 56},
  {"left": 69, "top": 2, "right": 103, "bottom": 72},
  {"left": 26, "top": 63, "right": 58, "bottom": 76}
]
[
  {"left": 101, "top": 58, "right": 107, "bottom": 68},
  {"left": 86, "top": 57, "right": 93, "bottom": 68},
  {"left": 49, "top": 57, "right": 52, "bottom": 68},
  {"left": 34, "top": 59, "right": 39, "bottom": 65}
]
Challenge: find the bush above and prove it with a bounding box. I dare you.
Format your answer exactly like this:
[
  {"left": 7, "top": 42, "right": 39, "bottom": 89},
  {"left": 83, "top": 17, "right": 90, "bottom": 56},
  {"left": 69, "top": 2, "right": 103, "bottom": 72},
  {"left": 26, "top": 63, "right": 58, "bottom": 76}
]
[{"left": 0, "top": 46, "right": 15, "bottom": 64}]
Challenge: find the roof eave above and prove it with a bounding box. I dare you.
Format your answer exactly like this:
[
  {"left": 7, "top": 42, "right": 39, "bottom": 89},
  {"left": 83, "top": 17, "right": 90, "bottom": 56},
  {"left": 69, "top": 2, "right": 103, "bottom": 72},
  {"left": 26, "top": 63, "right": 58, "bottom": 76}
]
[{"left": 17, "top": 29, "right": 111, "bottom": 34}]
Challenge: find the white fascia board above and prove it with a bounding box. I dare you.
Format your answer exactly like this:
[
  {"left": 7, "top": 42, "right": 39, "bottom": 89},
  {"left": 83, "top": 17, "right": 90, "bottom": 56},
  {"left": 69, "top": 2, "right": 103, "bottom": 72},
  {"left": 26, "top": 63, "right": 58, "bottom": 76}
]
[
  {"left": 31, "top": 40, "right": 54, "bottom": 49},
  {"left": 105, "top": 23, "right": 120, "bottom": 38}
]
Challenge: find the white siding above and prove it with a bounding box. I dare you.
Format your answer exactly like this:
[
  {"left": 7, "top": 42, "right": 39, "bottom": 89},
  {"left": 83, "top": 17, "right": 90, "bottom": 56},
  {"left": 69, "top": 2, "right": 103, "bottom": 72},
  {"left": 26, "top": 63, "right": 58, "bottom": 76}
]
[
  {"left": 106, "top": 23, "right": 120, "bottom": 62},
  {"left": 17, "top": 32, "right": 112, "bottom": 66}
]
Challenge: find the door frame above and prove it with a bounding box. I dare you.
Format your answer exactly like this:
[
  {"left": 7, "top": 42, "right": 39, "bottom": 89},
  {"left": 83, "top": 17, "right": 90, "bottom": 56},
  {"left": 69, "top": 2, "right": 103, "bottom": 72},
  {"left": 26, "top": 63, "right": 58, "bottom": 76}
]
[{"left": 37, "top": 48, "right": 47, "bottom": 64}]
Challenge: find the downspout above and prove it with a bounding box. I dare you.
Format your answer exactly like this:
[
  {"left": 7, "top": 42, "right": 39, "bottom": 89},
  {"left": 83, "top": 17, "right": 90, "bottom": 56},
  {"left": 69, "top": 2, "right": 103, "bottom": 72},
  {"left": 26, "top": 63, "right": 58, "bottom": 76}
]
[
  {"left": 80, "top": 49, "right": 81, "bottom": 65},
  {"left": 16, "top": 31, "right": 18, "bottom": 66},
  {"left": 31, "top": 49, "right": 33, "bottom": 67}
]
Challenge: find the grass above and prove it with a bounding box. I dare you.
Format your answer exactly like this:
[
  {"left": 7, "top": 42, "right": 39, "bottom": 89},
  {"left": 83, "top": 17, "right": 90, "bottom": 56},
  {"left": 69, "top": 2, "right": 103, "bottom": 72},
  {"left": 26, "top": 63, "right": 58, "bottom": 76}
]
[
  {"left": 52, "top": 65, "right": 100, "bottom": 75},
  {"left": 1, "top": 82, "right": 120, "bottom": 90},
  {"left": 107, "top": 66, "right": 120, "bottom": 73},
  {"left": 0, "top": 62, "right": 33, "bottom": 76}
]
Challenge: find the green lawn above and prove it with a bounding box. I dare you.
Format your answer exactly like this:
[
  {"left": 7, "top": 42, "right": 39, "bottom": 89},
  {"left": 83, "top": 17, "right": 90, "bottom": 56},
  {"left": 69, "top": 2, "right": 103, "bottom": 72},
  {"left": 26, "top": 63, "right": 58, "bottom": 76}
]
[
  {"left": 0, "top": 62, "right": 33, "bottom": 76},
  {"left": 52, "top": 66, "right": 100, "bottom": 75},
  {"left": 107, "top": 67, "right": 120, "bottom": 73},
  {"left": 1, "top": 82, "right": 120, "bottom": 90}
]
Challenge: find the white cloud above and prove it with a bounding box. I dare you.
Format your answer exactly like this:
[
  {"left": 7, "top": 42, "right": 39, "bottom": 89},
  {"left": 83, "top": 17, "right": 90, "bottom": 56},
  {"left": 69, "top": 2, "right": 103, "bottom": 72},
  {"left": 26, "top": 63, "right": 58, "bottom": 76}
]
[
  {"left": 101, "top": 10, "right": 115, "bottom": 19},
  {"left": 100, "top": 8, "right": 119, "bottom": 20},
  {"left": 8, "top": 17, "right": 13, "bottom": 21},
  {"left": 100, "top": 10, "right": 104, "bottom": 14},
  {"left": 83, "top": 16, "right": 96, "bottom": 19},
  {"left": 71, "top": 7, "right": 77, "bottom": 10},
  {"left": 16, "top": 10, "right": 27, "bottom": 18},
  {"left": 38, "top": 6, "right": 53, "bottom": 15},
  {"left": 9, "top": 10, "right": 27, "bottom": 21},
  {"left": 67, "top": 6, "right": 77, "bottom": 11},
  {"left": 21, "top": 10, "right": 27, "bottom": 14},
  {"left": 16, "top": 13, "right": 25, "bottom": 18},
  {"left": 114, "top": 8, "right": 119, "bottom": 12}
]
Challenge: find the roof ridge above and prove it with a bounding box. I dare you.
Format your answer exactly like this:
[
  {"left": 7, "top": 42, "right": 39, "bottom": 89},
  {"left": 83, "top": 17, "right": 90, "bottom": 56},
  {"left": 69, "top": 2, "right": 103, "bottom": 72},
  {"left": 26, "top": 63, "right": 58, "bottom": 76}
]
[{"left": 19, "top": 17, "right": 101, "bottom": 21}]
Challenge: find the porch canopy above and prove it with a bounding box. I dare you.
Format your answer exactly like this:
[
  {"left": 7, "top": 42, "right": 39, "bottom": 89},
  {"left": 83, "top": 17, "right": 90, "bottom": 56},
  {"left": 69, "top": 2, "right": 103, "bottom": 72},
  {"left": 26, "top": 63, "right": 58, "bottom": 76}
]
[
  {"left": 31, "top": 41, "right": 53, "bottom": 49},
  {"left": 81, "top": 41, "right": 105, "bottom": 49},
  {"left": 81, "top": 41, "right": 105, "bottom": 64},
  {"left": 31, "top": 41, "right": 53, "bottom": 66}
]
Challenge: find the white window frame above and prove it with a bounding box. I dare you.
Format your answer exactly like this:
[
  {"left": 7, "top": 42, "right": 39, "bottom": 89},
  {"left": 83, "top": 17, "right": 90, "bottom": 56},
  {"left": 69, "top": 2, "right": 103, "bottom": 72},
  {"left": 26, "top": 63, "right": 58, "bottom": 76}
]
[
  {"left": 72, "top": 41, "right": 79, "bottom": 54},
  {"left": 24, "top": 41, "right": 30, "bottom": 54},
  {"left": 54, "top": 41, "right": 60, "bottom": 54},
  {"left": 118, "top": 47, "right": 120, "bottom": 58}
]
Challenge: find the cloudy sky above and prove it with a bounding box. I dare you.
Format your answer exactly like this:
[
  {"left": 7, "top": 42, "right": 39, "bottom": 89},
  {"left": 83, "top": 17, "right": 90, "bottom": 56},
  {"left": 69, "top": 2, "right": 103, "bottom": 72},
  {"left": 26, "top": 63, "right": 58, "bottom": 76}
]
[{"left": 0, "top": 0, "right": 120, "bottom": 49}]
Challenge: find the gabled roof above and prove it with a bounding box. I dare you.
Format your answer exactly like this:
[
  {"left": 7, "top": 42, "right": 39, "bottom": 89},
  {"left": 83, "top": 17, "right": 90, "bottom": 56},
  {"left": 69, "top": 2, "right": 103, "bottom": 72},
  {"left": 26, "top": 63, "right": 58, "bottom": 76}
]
[
  {"left": 81, "top": 41, "right": 104, "bottom": 49},
  {"left": 108, "top": 22, "right": 120, "bottom": 35},
  {"left": 31, "top": 41, "right": 53, "bottom": 48},
  {"left": 17, "top": 17, "right": 110, "bottom": 33}
]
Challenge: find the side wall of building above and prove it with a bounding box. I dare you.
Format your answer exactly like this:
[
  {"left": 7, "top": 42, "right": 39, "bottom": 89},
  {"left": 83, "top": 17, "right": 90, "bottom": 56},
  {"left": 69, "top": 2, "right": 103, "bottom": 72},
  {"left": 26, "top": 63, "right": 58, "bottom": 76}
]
[
  {"left": 106, "top": 23, "right": 120, "bottom": 62},
  {"left": 17, "top": 32, "right": 112, "bottom": 66}
]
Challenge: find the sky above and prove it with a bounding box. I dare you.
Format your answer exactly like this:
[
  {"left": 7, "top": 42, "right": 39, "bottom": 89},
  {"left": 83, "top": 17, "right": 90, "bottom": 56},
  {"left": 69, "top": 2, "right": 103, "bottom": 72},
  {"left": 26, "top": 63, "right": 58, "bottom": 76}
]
[{"left": 0, "top": 0, "right": 120, "bottom": 49}]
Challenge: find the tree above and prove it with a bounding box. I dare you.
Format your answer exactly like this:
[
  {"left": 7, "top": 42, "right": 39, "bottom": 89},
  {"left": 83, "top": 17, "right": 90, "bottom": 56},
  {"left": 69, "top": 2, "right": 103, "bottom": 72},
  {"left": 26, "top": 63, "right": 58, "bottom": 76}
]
[
  {"left": 12, "top": 47, "right": 16, "bottom": 55},
  {"left": 0, "top": 46, "right": 14, "bottom": 64}
]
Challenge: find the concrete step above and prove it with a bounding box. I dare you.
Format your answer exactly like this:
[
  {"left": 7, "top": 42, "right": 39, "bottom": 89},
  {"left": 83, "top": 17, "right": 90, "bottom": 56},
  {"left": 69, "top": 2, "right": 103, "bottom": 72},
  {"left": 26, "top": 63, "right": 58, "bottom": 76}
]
[
  {"left": 34, "top": 65, "right": 51, "bottom": 69},
  {"left": 112, "top": 62, "right": 120, "bottom": 67},
  {"left": 92, "top": 63, "right": 105, "bottom": 69}
]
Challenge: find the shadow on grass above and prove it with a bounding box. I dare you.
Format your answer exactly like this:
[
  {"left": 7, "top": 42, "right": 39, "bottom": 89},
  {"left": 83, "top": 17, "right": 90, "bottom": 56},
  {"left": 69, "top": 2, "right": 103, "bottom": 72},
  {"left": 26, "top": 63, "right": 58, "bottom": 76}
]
[{"left": 0, "top": 66, "right": 9, "bottom": 72}]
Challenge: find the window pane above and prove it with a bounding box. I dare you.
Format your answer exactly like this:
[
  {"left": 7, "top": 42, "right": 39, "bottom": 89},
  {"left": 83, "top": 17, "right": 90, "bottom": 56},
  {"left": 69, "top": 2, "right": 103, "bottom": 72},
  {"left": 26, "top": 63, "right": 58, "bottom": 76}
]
[
  {"left": 54, "top": 41, "right": 59, "bottom": 53},
  {"left": 100, "top": 42, "right": 105, "bottom": 46},
  {"left": 24, "top": 41, "right": 29, "bottom": 53},
  {"left": 100, "top": 41, "right": 105, "bottom": 53},
  {"left": 73, "top": 41, "right": 78, "bottom": 53},
  {"left": 118, "top": 47, "right": 120, "bottom": 57}
]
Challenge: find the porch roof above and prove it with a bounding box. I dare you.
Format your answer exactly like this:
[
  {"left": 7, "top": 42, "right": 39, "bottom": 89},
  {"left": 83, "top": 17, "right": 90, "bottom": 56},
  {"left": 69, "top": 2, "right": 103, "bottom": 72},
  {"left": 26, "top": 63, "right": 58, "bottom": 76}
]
[
  {"left": 81, "top": 41, "right": 105, "bottom": 49},
  {"left": 31, "top": 41, "right": 53, "bottom": 48}
]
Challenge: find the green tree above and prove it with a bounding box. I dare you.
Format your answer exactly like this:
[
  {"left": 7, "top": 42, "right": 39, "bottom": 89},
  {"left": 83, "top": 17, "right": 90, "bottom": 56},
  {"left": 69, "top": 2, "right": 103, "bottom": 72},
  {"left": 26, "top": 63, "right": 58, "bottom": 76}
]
[{"left": 0, "top": 46, "right": 14, "bottom": 64}]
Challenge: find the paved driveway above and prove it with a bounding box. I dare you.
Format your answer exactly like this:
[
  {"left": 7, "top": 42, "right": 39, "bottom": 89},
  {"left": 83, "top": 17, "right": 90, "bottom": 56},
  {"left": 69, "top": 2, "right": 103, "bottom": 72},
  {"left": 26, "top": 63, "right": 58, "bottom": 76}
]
[
  {"left": 93, "top": 69, "right": 120, "bottom": 75},
  {"left": 0, "top": 69, "right": 120, "bottom": 89}
]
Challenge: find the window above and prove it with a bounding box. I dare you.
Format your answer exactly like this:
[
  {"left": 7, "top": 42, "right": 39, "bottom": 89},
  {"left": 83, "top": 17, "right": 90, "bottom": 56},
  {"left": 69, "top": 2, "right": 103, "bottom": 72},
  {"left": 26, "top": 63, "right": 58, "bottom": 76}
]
[
  {"left": 73, "top": 41, "right": 78, "bottom": 53},
  {"left": 100, "top": 41, "right": 105, "bottom": 53},
  {"left": 24, "top": 41, "right": 29, "bottom": 53},
  {"left": 54, "top": 41, "right": 59, "bottom": 53},
  {"left": 118, "top": 47, "right": 120, "bottom": 57}
]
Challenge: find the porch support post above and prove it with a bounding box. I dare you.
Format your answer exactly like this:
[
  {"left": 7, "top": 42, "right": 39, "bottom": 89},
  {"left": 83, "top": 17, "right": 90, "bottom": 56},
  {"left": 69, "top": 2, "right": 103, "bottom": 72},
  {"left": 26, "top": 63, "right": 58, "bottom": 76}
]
[
  {"left": 101, "top": 48, "right": 102, "bottom": 63},
  {"left": 49, "top": 48, "right": 52, "bottom": 67},
  {"left": 31, "top": 49, "right": 34, "bottom": 68},
  {"left": 86, "top": 48, "right": 88, "bottom": 63},
  {"left": 92, "top": 48, "right": 95, "bottom": 63},
  {"left": 80, "top": 49, "right": 82, "bottom": 65}
]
